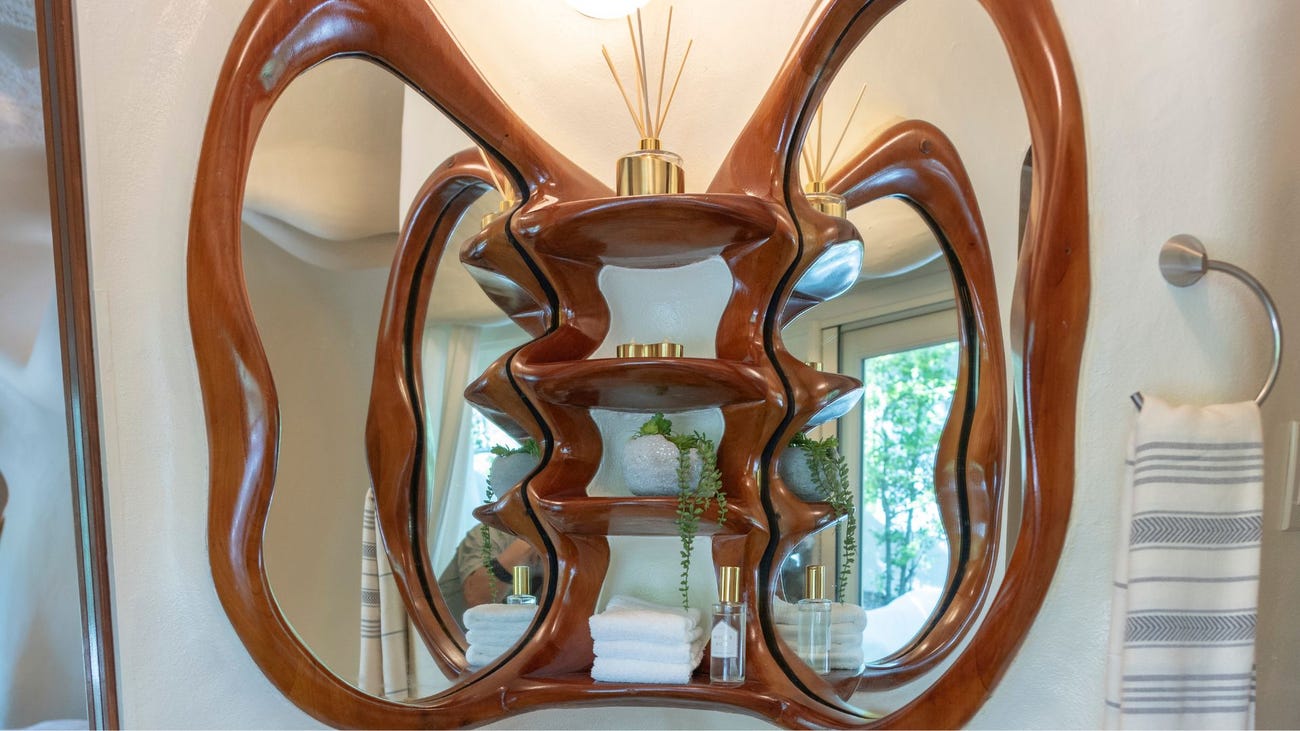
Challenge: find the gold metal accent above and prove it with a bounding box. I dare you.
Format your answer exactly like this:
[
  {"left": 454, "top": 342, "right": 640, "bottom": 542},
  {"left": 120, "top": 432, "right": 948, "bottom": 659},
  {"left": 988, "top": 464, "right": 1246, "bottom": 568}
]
[
  {"left": 805, "top": 565, "right": 827, "bottom": 601},
  {"left": 806, "top": 191, "right": 847, "bottom": 218},
  {"left": 512, "top": 565, "right": 530, "bottom": 597},
  {"left": 718, "top": 565, "right": 741, "bottom": 603},
  {"left": 806, "top": 360, "right": 823, "bottom": 371},
  {"left": 617, "top": 146, "right": 684, "bottom": 196},
  {"left": 481, "top": 198, "right": 514, "bottom": 229},
  {"left": 615, "top": 340, "right": 684, "bottom": 358}
]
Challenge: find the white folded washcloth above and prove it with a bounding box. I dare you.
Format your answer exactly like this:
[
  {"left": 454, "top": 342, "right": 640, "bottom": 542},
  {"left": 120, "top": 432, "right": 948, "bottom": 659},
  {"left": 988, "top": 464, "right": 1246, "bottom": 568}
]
[
  {"left": 772, "top": 598, "right": 868, "bottom": 629},
  {"left": 775, "top": 622, "right": 866, "bottom": 644},
  {"left": 829, "top": 648, "right": 865, "bottom": 670},
  {"left": 604, "top": 594, "right": 702, "bottom": 628},
  {"left": 466, "top": 642, "right": 517, "bottom": 668},
  {"left": 593, "top": 629, "right": 705, "bottom": 665},
  {"left": 465, "top": 624, "right": 530, "bottom": 646},
  {"left": 462, "top": 603, "right": 537, "bottom": 629},
  {"left": 591, "top": 655, "right": 701, "bottom": 684},
  {"left": 589, "top": 599, "right": 702, "bottom": 644}
]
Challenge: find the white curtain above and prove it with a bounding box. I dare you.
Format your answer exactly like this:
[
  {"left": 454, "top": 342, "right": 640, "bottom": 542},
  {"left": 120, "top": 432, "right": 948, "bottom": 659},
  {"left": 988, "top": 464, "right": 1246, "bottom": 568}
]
[{"left": 422, "top": 324, "right": 482, "bottom": 578}]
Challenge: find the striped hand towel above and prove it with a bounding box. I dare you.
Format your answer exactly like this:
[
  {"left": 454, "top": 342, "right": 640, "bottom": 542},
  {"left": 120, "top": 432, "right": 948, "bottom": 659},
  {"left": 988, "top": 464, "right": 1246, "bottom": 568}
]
[
  {"left": 359, "top": 488, "right": 417, "bottom": 701},
  {"left": 1104, "top": 395, "right": 1261, "bottom": 729}
]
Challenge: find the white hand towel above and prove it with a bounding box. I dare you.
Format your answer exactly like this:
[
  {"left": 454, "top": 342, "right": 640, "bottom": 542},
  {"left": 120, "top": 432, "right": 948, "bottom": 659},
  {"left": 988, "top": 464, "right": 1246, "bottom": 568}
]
[
  {"left": 772, "top": 598, "right": 868, "bottom": 629},
  {"left": 589, "top": 608, "right": 701, "bottom": 644},
  {"left": 466, "top": 624, "right": 529, "bottom": 647},
  {"left": 1104, "top": 396, "right": 1261, "bottom": 730},
  {"left": 466, "top": 643, "right": 515, "bottom": 668},
  {"left": 462, "top": 603, "right": 538, "bottom": 629},
  {"left": 605, "top": 594, "right": 702, "bottom": 628},
  {"left": 775, "top": 622, "right": 866, "bottom": 644},
  {"left": 591, "top": 653, "right": 703, "bottom": 685},
  {"left": 593, "top": 630, "right": 705, "bottom": 665},
  {"left": 358, "top": 489, "right": 416, "bottom": 701},
  {"left": 829, "top": 648, "right": 865, "bottom": 670}
]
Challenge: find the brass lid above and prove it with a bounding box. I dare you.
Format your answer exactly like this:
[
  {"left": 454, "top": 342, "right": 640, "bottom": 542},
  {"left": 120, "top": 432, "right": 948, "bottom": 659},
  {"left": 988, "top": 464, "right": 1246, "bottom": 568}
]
[
  {"left": 639, "top": 136, "right": 663, "bottom": 151},
  {"left": 512, "top": 565, "right": 530, "bottom": 596},
  {"left": 805, "top": 565, "right": 826, "bottom": 601},
  {"left": 651, "top": 340, "right": 684, "bottom": 358},
  {"left": 718, "top": 565, "right": 741, "bottom": 604},
  {"left": 616, "top": 146, "right": 684, "bottom": 196},
  {"left": 805, "top": 180, "right": 827, "bottom": 194}
]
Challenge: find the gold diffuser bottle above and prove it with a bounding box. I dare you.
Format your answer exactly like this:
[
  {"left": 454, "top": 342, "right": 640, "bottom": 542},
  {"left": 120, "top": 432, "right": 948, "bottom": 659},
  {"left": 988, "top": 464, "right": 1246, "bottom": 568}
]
[
  {"left": 800, "top": 85, "right": 867, "bottom": 218},
  {"left": 602, "top": 8, "right": 691, "bottom": 196}
]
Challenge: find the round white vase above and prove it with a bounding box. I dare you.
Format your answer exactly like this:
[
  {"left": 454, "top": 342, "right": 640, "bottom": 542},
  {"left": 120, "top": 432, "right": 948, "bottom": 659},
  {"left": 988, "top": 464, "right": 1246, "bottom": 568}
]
[{"left": 622, "top": 434, "right": 702, "bottom": 496}]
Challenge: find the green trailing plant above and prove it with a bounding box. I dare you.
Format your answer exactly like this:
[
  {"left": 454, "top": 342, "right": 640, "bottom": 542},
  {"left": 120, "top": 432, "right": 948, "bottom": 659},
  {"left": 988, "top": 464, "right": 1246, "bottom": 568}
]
[
  {"left": 635, "top": 413, "right": 727, "bottom": 610},
  {"left": 488, "top": 437, "right": 541, "bottom": 460},
  {"left": 789, "top": 432, "right": 856, "bottom": 602},
  {"left": 480, "top": 438, "right": 541, "bottom": 601}
]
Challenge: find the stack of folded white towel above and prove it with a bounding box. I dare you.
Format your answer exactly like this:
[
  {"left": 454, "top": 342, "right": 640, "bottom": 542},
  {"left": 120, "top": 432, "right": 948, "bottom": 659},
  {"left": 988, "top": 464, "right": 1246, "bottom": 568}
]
[
  {"left": 463, "top": 603, "right": 537, "bottom": 668},
  {"left": 773, "top": 598, "right": 868, "bottom": 670},
  {"left": 588, "top": 595, "right": 707, "bottom": 684}
]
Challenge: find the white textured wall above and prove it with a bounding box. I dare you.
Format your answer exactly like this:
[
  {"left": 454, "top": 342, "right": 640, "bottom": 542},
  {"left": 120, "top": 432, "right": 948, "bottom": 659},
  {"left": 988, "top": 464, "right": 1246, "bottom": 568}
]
[{"left": 73, "top": 0, "right": 1300, "bottom": 728}]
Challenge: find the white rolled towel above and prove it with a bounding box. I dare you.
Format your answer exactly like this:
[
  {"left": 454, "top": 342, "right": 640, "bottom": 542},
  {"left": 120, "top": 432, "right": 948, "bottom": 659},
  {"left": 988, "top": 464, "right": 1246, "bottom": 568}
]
[
  {"left": 463, "top": 603, "right": 537, "bottom": 629},
  {"left": 593, "top": 630, "right": 705, "bottom": 665},
  {"left": 591, "top": 656, "right": 700, "bottom": 685},
  {"left": 772, "top": 598, "right": 868, "bottom": 629}
]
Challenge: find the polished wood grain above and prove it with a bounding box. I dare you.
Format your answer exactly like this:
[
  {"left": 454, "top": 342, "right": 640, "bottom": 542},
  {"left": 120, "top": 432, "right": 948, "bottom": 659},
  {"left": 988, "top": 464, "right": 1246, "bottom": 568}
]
[
  {"left": 36, "top": 1, "right": 120, "bottom": 726},
  {"left": 190, "top": 0, "right": 1087, "bottom": 726}
]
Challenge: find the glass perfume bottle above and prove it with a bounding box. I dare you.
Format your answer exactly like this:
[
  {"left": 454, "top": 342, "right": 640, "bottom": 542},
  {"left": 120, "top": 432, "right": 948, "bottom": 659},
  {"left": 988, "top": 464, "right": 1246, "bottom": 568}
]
[
  {"left": 505, "top": 565, "right": 536, "bottom": 605},
  {"left": 710, "top": 565, "right": 746, "bottom": 685},
  {"left": 797, "top": 565, "right": 831, "bottom": 674}
]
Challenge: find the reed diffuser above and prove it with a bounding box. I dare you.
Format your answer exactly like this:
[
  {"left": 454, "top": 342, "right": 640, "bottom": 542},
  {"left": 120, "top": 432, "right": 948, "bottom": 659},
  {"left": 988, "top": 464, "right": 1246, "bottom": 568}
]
[
  {"left": 601, "top": 7, "right": 691, "bottom": 196},
  {"left": 800, "top": 85, "right": 867, "bottom": 218}
]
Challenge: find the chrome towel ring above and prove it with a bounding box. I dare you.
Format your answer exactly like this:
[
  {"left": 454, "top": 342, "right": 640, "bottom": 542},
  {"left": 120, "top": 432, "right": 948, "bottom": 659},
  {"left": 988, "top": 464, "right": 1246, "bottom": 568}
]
[{"left": 1131, "top": 234, "right": 1283, "bottom": 410}]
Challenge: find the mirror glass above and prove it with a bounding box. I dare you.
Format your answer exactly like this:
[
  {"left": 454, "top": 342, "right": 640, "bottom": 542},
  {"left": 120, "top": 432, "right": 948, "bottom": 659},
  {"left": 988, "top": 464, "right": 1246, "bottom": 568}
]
[
  {"left": 246, "top": 58, "right": 534, "bottom": 700},
  {"left": 0, "top": 1, "right": 90, "bottom": 725},
  {"left": 778, "top": 200, "right": 958, "bottom": 664},
  {"left": 775, "top": 0, "right": 1028, "bottom": 712}
]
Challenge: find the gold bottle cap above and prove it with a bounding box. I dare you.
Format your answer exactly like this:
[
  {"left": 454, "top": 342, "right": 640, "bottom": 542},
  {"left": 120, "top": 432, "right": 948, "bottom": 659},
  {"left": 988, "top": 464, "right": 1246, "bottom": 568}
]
[
  {"left": 718, "top": 565, "right": 741, "bottom": 604},
  {"left": 615, "top": 341, "right": 643, "bottom": 358},
  {"left": 805, "top": 565, "right": 827, "bottom": 601},
  {"left": 806, "top": 360, "right": 823, "bottom": 371},
  {"left": 639, "top": 136, "right": 663, "bottom": 151},
  {"left": 512, "top": 565, "right": 530, "bottom": 596},
  {"left": 805, "top": 180, "right": 827, "bottom": 194}
]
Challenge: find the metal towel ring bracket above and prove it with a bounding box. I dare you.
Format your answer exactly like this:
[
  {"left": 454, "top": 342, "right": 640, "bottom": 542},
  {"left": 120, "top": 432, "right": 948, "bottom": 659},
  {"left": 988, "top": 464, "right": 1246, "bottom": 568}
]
[{"left": 1131, "top": 234, "right": 1284, "bottom": 410}]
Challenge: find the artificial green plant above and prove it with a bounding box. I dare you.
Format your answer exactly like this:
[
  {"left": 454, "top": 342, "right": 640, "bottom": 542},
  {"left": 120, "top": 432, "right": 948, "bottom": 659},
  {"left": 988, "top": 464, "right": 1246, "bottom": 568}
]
[{"left": 788, "top": 432, "right": 856, "bottom": 602}]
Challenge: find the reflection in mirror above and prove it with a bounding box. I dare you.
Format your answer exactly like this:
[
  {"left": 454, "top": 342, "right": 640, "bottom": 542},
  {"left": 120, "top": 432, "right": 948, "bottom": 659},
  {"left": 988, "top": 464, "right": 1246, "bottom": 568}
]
[
  {"left": 245, "top": 58, "right": 534, "bottom": 700},
  {"left": 0, "top": 0, "right": 89, "bottom": 725},
  {"left": 778, "top": 199, "right": 957, "bottom": 667},
  {"left": 775, "top": 0, "right": 1027, "bottom": 713}
]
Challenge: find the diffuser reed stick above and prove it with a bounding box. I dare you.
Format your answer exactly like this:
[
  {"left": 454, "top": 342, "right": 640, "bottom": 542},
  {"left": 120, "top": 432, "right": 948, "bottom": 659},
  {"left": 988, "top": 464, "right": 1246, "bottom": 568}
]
[
  {"left": 803, "top": 84, "right": 868, "bottom": 187},
  {"left": 601, "top": 7, "right": 692, "bottom": 142}
]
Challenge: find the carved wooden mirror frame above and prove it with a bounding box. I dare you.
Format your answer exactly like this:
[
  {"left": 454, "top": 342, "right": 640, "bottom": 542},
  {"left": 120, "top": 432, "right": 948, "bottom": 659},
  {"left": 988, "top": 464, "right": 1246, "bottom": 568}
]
[{"left": 188, "top": 0, "right": 1086, "bottom": 727}]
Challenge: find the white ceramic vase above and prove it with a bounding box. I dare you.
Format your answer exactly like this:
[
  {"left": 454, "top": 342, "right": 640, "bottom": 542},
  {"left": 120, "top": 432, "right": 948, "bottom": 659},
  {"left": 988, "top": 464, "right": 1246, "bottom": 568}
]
[
  {"left": 487, "top": 452, "right": 540, "bottom": 493},
  {"left": 622, "top": 434, "right": 702, "bottom": 496},
  {"left": 777, "top": 447, "right": 825, "bottom": 502}
]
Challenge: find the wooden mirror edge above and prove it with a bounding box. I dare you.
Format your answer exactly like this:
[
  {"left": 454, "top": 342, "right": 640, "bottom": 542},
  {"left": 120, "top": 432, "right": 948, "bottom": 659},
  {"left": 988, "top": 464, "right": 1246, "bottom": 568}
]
[
  {"left": 37, "top": 0, "right": 121, "bottom": 726},
  {"left": 192, "top": 0, "right": 1086, "bottom": 726}
]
